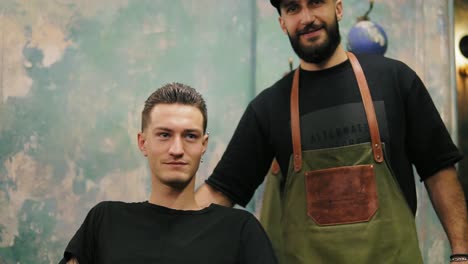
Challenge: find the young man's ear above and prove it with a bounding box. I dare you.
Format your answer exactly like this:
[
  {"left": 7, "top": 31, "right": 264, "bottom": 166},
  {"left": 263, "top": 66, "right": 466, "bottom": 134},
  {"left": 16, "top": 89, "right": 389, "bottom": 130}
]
[
  {"left": 137, "top": 132, "right": 148, "bottom": 157},
  {"left": 202, "top": 133, "right": 209, "bottom": 154}
]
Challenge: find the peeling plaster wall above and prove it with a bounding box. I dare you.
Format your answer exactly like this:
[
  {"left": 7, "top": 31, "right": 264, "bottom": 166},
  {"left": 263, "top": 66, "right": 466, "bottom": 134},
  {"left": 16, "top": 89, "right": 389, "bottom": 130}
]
[{"left": 0, "top": 0, "right": 456, "bottom": 263}]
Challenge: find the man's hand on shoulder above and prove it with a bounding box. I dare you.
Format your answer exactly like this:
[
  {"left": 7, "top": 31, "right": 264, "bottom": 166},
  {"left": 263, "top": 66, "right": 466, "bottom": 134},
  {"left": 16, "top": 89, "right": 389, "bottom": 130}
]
[
  {"left": 67, "top": 258, "right": 79, "bottom": 264},
  {"left": 195, "top": 183, "right": 233, "bottom": 207}
]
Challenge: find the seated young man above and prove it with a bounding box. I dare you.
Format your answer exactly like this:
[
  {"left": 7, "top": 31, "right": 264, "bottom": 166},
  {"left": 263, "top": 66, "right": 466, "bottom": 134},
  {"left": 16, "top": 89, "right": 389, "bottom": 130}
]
[{"left": 59, "top": 83, "right": 277, "bottom": 264}]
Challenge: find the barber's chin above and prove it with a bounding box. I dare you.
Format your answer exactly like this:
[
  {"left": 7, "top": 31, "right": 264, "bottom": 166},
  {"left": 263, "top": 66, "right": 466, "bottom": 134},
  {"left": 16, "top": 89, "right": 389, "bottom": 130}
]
[{"left": 301, "top": 36, "right": 326, "bottom": 47}]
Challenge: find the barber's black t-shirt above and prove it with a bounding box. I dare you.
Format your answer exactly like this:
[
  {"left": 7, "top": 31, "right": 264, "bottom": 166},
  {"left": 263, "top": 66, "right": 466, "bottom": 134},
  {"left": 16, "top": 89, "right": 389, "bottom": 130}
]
[
  {"left": 207, "top": 54, "right": 463, "bottom": 214},
  {"left": 59, "top": 201, "right": 277, "bottom": 264}
]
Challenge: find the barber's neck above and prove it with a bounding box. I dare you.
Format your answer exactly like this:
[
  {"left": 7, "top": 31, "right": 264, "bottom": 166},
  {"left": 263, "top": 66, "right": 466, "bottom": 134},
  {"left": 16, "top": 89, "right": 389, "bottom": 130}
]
[
  {"left": 300, "top": 44, "right": 348, "bottom": 71},
  {"left": 149, "top": 177, "right": 201, "bottom": 211}
]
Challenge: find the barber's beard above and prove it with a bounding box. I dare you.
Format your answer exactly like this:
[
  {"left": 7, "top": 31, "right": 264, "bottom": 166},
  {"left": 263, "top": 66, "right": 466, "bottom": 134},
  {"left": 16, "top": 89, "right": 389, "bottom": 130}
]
[{"left": 288, "top": 16, "right": 341, "bottom": 64}]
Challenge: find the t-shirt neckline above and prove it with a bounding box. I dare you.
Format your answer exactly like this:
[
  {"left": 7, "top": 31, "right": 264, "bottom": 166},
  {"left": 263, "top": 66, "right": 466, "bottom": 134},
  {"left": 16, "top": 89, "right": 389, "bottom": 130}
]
[
  {"left": 299, "top": 58, "right": 351, "bottom": 78},
  {"left": 142, "top": 201, "right": 215, "bottom": 215}
]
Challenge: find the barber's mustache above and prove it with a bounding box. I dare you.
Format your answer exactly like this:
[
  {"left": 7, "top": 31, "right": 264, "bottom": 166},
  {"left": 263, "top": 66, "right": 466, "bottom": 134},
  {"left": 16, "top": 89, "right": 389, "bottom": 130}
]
[{"left": 298, "top": 22, "right": 325, "bottom": 35}]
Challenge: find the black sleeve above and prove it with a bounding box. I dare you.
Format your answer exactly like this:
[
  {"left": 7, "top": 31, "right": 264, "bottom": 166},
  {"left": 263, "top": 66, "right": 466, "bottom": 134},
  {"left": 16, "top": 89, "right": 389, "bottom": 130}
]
[
  {"left": 405, "top": 73, "right": 463, "bottom": 180},
  {"left": 238, "top": 215, "right": 278, "bottom": 264},
  {"left": 59, "top": 203, "right": 104, "bottom": 264},
  {"left": 206, "top": 103, "right": 275, "bottom": 206}
]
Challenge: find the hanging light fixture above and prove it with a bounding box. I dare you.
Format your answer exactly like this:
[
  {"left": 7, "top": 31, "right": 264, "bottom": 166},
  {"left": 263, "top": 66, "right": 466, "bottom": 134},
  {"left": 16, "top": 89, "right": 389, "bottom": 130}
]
[
  {"left": 459, "top": 35, "right": 468, "bottom": 77},
  {"left": 347, "top": 0, "right": 388, "bottom": 55}
]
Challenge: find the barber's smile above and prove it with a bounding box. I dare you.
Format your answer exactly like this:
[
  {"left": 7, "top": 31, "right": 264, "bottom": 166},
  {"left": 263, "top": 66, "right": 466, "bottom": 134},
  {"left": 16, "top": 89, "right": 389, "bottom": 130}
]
[{"left": 299, "top": 25, "right": 324, "bottom": 39}]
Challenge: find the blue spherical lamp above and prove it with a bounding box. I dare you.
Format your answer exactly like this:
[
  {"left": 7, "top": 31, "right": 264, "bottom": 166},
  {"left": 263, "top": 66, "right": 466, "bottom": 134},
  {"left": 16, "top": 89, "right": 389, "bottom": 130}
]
[{"left": 347, "top": 0, "right": 388, "bottom": 55}]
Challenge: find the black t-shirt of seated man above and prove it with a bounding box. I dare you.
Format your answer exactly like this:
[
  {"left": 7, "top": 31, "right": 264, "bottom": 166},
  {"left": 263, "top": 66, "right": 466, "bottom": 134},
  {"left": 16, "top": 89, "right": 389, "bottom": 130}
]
[{"left": 59, "top": 201, "right": 278, "bottom": 264}]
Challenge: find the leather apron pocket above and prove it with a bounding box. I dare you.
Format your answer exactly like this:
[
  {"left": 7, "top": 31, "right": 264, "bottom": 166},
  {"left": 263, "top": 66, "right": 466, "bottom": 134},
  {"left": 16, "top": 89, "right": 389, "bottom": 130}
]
[{"left": 305, "top": 165, "right": 378, "bottom": 225}]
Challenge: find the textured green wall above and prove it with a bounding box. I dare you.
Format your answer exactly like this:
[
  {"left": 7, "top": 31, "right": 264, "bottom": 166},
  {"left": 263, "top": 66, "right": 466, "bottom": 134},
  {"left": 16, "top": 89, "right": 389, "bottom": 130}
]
[{"left": 0, "top": 0, "right": 456, "bottom": 263}]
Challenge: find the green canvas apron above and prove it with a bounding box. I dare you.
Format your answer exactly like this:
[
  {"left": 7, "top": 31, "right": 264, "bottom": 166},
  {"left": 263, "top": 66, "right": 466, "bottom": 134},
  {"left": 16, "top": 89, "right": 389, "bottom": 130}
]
[{"left": 260, "top": 52, "right": 423, "bottom": 263}]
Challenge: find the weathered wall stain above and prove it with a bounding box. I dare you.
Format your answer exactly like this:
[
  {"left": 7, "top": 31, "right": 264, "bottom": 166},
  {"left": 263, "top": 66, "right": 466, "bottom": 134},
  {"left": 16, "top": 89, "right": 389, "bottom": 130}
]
[{"left": 0, "top": 0, "right": 456, "bottom": 263}]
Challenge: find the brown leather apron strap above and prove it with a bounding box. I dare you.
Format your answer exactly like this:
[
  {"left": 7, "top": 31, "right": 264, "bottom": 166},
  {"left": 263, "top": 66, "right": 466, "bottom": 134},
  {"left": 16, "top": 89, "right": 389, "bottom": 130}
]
[
  {"left": 290, "top": 52, "right": 383, "bottom": 173},
  {"left": 290, "top": 68, "right": 302, "bottom": 172},
  {"left": 271, "top": 159, "right": 281, "bottom": 175},
  {"left": 347, "top": 52, "right": 384, "bottom": 163}
]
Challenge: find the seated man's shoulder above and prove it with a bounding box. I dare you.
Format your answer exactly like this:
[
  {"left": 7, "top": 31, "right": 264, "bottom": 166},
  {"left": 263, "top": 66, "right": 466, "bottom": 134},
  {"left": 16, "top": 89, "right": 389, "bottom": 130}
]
[
  {"left": 92, "top": 200, "right": 127, "bottom": 210},
  {"left": 208, "top": 204, "right": 257, "bottom": 222},
  {"left": 88, "top": 200, "right": 145, "bottom": 217}
]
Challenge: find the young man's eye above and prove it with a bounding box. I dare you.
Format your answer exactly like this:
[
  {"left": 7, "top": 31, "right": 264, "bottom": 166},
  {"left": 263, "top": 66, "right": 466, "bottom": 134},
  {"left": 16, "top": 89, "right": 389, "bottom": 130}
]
[
  {"left": 309, "top": 0, "right": 323, "bottom": 6},
  {"left": 157, "top": 132, "right": 170, "bottom": 138},
  {"left": 185, "top": 133, "right": 198, "bottom": 140}
]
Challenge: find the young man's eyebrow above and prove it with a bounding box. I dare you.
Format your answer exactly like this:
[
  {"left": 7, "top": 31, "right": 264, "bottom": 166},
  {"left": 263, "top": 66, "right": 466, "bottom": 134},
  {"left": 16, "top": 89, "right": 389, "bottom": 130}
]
[
  {"left": 152, "top": 127, "right": 173, "bottom": 132},
  {"left": 152, "top": 127, "right": 203, "bottom": 134},
  {"left": 183, "top": 129, "right": 203, "bottom": 134}
]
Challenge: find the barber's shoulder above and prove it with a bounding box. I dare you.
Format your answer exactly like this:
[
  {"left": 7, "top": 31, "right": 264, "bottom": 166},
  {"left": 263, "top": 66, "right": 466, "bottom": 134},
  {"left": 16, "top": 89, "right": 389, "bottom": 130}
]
[
  {"left": 88, "top": 200, "right": 131, "bottom": 215},
  {"left": 209, "top": 204, "right": 257, "bottom": 221},
  {"left": 355, "top": 53, "right": 393, "bottom": 66},
  {"left": 251, "top": 71, "right": 294, "bottom": 108},
  {"left": 356, "top": 53, "right": 414, "bottom": 74},
  {"left": 267, "top": 70, "right": 295, "bottom": 94}
]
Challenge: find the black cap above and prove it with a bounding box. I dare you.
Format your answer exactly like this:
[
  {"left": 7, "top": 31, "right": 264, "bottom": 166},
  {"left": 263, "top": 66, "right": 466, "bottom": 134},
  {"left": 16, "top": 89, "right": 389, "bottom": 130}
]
[{"left": 270, "top": 0, "right": 280, "bottom": 8}]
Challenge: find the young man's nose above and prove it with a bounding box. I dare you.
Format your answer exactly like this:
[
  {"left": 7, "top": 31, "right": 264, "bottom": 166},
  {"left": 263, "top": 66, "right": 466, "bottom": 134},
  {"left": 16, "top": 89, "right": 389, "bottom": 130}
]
[{"left": 168, "top": 137, "right": 184, "bottom": 156}]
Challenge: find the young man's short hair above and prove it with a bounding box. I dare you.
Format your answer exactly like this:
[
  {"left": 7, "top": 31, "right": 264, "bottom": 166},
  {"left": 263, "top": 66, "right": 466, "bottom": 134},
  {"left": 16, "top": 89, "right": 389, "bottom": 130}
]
[{"left": 141, "top": 83, "right": 208, "bottom": 133}]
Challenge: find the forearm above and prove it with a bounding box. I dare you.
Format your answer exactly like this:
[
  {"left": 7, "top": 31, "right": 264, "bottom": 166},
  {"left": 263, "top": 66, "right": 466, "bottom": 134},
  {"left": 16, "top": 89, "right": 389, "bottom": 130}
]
[
  {"left": 195, "top": 183, "right": 234, "bottom": 207},
  {"left": 67, "top": 258, "right": 79, "bottom": 264},
  {"left": 424, "top": 166, "right": 468, "bottom": 254}
]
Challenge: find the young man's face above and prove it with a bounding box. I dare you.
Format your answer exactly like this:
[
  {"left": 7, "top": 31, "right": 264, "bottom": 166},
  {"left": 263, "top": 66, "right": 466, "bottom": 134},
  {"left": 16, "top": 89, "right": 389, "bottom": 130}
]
[
  {"left": 278, "top": 0, "right": 343, "bottom": 63},
  {"left": 138, "top": 103, "right": 208, "bottom": 190}
]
